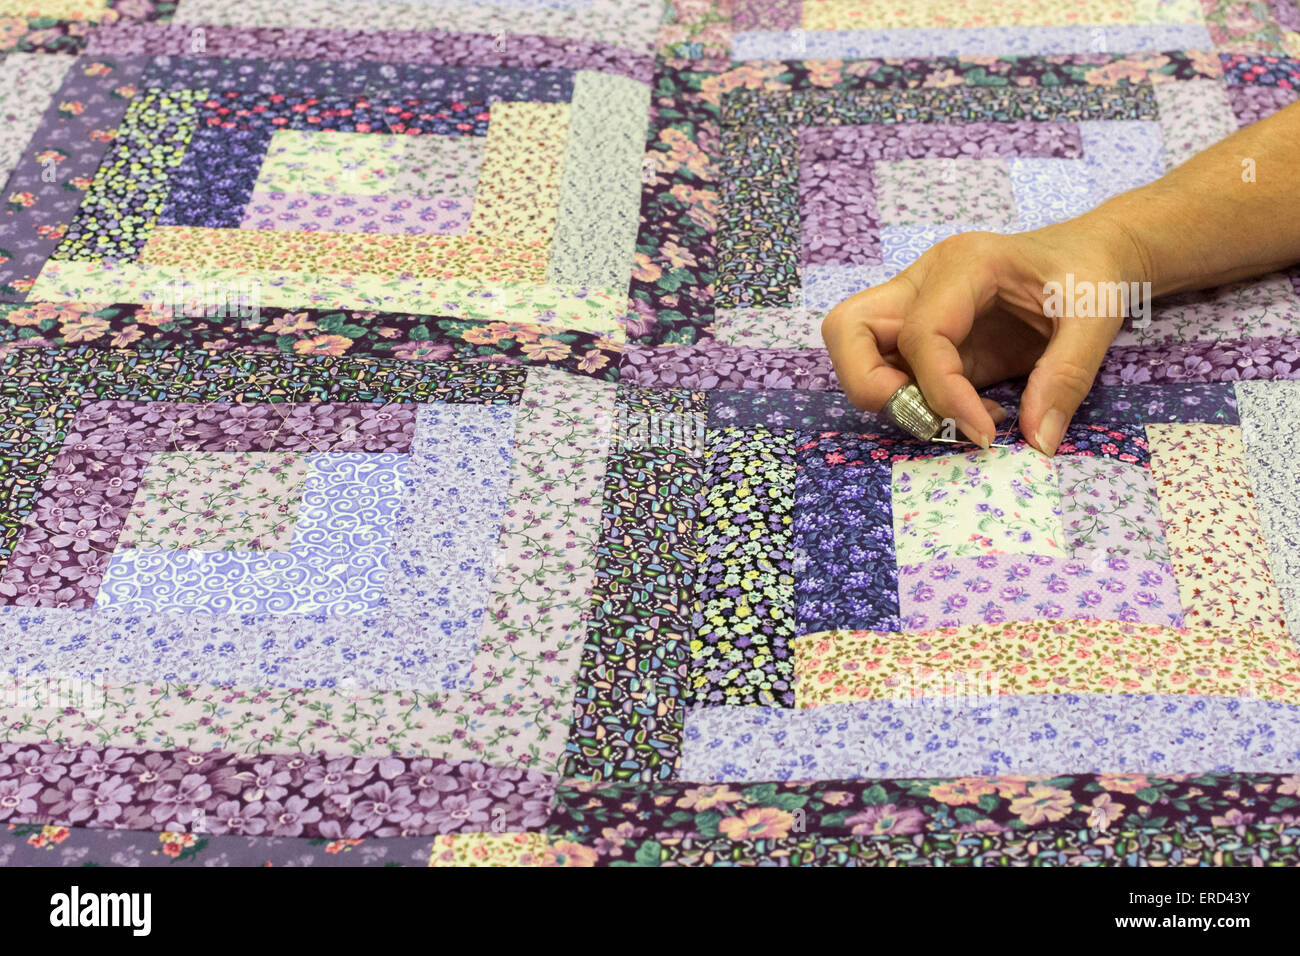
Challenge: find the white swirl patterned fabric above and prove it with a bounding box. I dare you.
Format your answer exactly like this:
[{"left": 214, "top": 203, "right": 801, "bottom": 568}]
[{"left": 95, "top": 452, "right": 409, "bottom": 614}]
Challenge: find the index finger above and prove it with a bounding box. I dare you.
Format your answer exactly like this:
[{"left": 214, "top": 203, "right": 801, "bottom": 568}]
[
  {"left": 894, "top": 273, "right": 996, "bottom": 448},
  {"left": 820, "top": 275, "right": 918, "bottom": 412}
]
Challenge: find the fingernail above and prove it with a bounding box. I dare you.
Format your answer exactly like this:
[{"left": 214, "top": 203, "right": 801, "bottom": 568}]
[
  {"left": 1034, "top": 408, "right": 1066, "bottom": 457},
  {"left": 956, "top": 418, "right": 990, "bottom": 449}
]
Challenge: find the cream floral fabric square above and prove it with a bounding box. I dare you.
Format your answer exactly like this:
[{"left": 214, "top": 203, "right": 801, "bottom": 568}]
[
  {"left": 892, "top": 446, "right": 1066, "bottom": 563},
  {"left": 117, "top": 451, "right": 311, "bottom": 551},
  {"left": 1146, "top": 423, "right": 1288, "bottom": 634},
  {"left": 873, "top": 158, "right": 1018, "bottom": 228}
]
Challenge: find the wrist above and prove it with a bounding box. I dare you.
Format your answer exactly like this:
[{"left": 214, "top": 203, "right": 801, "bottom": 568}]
[
  {"left": 1067, "top": 202, "right": 1159, "bottom": 294},
  {"left": 1073, "top": 182, "right": 1294, "bottom": 298}
]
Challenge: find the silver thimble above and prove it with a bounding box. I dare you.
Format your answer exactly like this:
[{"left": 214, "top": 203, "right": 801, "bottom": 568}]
[{"left": 881, "top": 382, "right": 942, "bottom": 440}]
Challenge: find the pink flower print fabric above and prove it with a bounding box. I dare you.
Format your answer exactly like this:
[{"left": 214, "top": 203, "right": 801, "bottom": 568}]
[{"left": 1145, "top": 423, "right": 1289, "bottom": 635}]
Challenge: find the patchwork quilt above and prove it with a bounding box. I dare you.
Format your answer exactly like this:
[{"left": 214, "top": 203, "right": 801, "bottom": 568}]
[{"left": 1, "top": 0, "right": 1300, "bottom": 867}]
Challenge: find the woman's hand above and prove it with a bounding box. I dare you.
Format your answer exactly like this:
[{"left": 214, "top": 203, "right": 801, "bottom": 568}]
[
  {"left": 820, "top": 215, "right": 1147, "bottom": 456},
  {"left": 822, "top": 100, "right": 1300, "bottom": 455}
]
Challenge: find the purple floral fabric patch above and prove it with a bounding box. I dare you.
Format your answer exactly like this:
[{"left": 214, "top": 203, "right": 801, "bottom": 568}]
[
  {"left": 66, "top": 400, "right": 417, "bottom": 453},
  {"left": 240, "top": 192, "right": 475, "bottom": 235},
  {"left": 0, "top": 449, "right": 150, "bottom": 609},
  {"left": 792, "top": 460, "right": 899, "bottom": 635},
  {"left": 620, "top": 344, "right": 838, "bottom": 390},
  {"left": 1098, "top": 334, "right": 1300, "bottom": 385},
  {"left": 0, "top": 742, "right": 555, "bottom": 839},
  {"left": 897, "top": 553, "right": 1184, "bottom": 630},
  {"left": 1058, "top": 456, "right": 1170, "bottom": 563},
  {"left": 1227, "top": 82, "right": 1298, "bottom": 126}
]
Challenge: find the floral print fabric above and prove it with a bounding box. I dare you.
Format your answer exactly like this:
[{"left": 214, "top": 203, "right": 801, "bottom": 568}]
[
  {"left": 249, "top": 129, "right": 487, "bottom": 198},
  {"left": 7, "top": 818, "right": 1300, "bottom": 867},
  {"left": 0, "top": 303, "right": 625, "bottom": 382},
  {"left": 1146, "top": 423, "right": 1289, "bottom": 635},
  {"left": 551, "top": 771, "right": 1300, "bottom": 839},
  {"left": 239, "top": 128, "right": 487, "bottom": 235},
  {"left": 241, "top": 193, "right": 476, "bottom": 236},
  {"left": 897, "top": 553, "right": 1183, "bottom": 630},
  {"left": 873, "top": 157, "right": 1018, "bottom": 229},
  {"left": 1237, "top": 380, "right": 1300, "bottom": 648},
  {"left": 680, "top": 694, "right": 1300, "bottom": 782},
  {"left": 892, "top": 446, "right": 1066, "bottom": 564},
  {"left": 1057, "top": 456, "right": 1170, "bottom": 563},
  {"left": 0, "top": 741, "right": 554, "bottom": 839},
  {"left": 95, "top": 452, "right": 409, "bottom": 616},
  {"left": 117, "top": 451, "right": 311, "bottom": 551},
  {"left": 791, "top": 618, "right": 1300, "bottom": 707},
  {"left": 793, "top": 460, "right": 900, "bottom": 635},
  {"left": 565, "top": 387, "right": 705, "bottom": 781},
  {"left": 428, "top": 832, "right": 594, "bottom": 866},
  {"left": 692, "top": 427, "right": 797, "bottom": 707},
  {"left": 3, "top": 4, "right": 1300, "bottom": 867},
  {"left": 0, "top": 449, "right": 151, "bottom": 609}
]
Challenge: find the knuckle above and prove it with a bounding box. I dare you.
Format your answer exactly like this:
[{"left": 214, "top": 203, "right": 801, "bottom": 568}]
[
  {"left": 926, "top": 232, "right": 1006, "bottom": 287},
  {"left": 841, "top": 382, "right": 872, "bottom": 410},
  {"left": 894, "top": 321, "right": 927, "bottom": 358},
  {"left": 1048, "top": 358, "right": 1097, "bottom": 399},
  {"left": 819, "top": 306, "right": 846, "bottom": 341},
  {"left": 932, "top": 230, "right": 995, "bottom": 261}
]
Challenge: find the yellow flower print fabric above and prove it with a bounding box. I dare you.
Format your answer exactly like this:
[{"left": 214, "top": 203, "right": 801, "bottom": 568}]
[{"left": 428, "top": 833, "right": 597, "bottom": 867}]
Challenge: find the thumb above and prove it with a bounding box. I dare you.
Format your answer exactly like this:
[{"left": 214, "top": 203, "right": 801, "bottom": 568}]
[{"left": 1019, "top": 316, "right": 1119, "bottom": 456}]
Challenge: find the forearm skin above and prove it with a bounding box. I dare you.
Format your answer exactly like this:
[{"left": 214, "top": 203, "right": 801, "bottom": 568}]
[{"left": 1054, "top": 100, "right": 1300, "bottom": 297}]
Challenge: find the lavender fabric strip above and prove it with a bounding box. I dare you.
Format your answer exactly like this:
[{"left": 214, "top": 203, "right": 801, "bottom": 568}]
[
  {"left": 240, "top": 192, "right": 474, "bottom": 235},
  {"left": 620, "top": 344, "right": 838, "bottom": 390},
  {"left": 680, "top": 695, "right": 1300, "bottom": 781},
  {"left": 68, "top": 400, "right": 418, "bottom": 453},
  {"left": 87, "top": 22, "right": 654, "bottom": 82},
  {"left": 801, "top": 265, "right": 896, "bottom": 311},
  {"left": 897, "top": 554, "right": 1183, "bottom": 631},
  {"left": 0, "top": 608, "right": 463, "bottom": 690},
  {"left": 731, "top": 25, "right": 1214, "bottom": 60}
]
